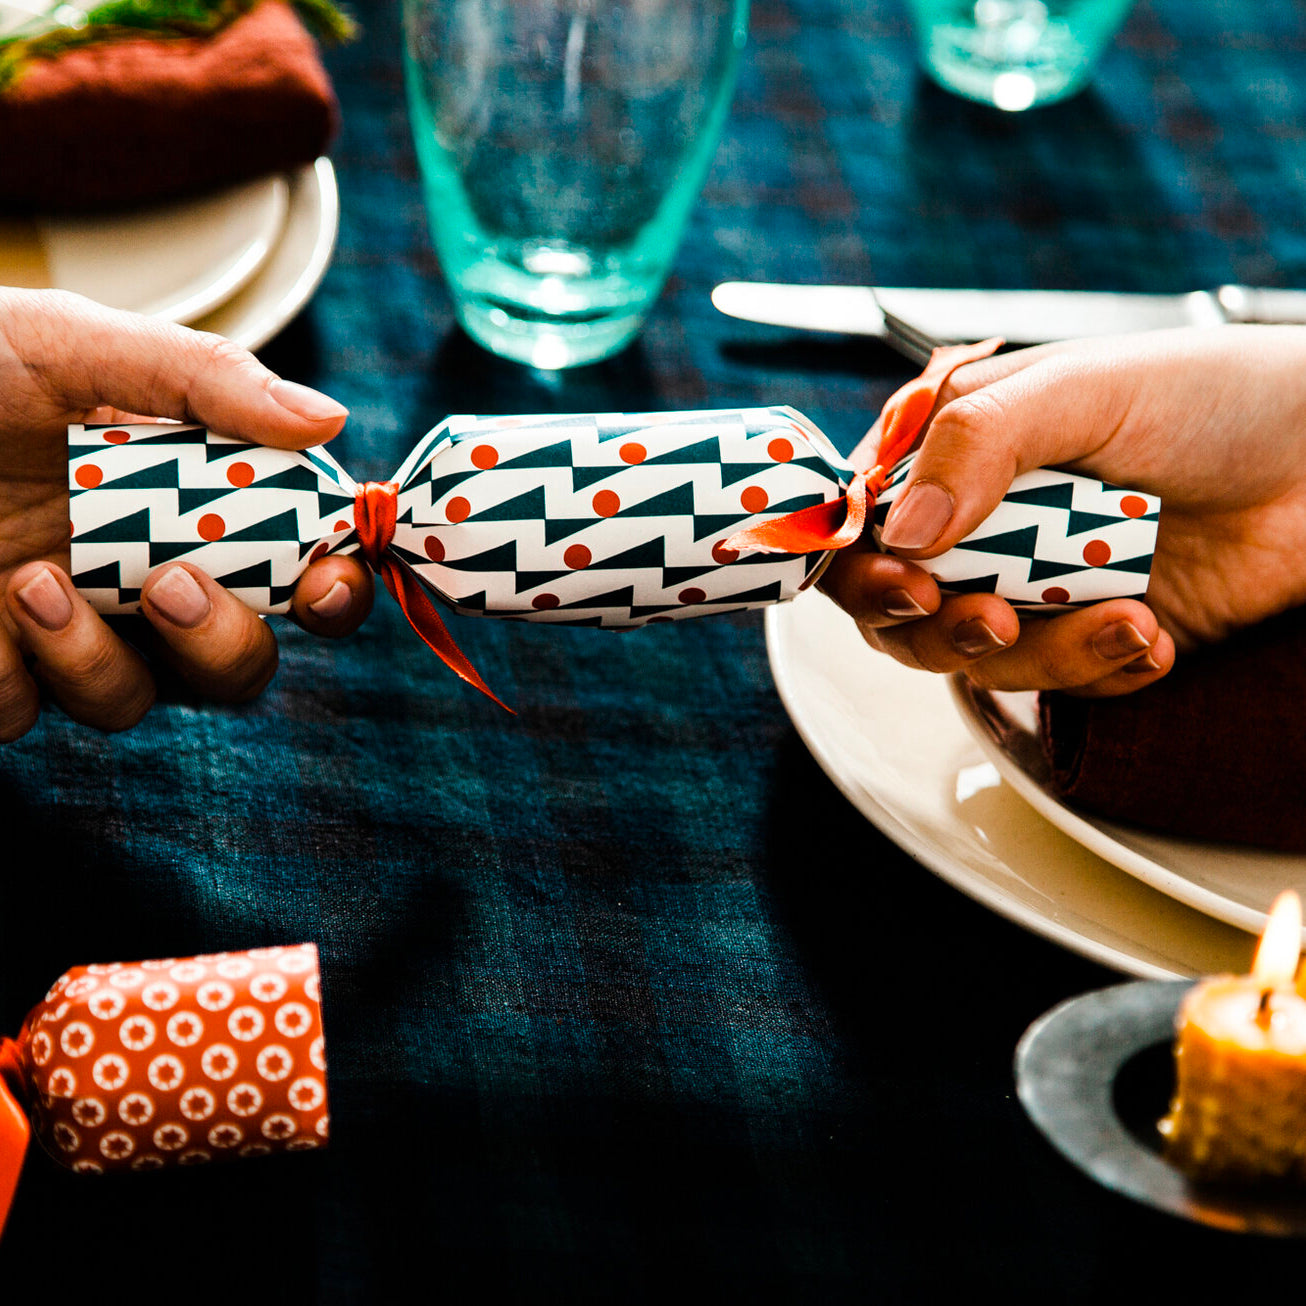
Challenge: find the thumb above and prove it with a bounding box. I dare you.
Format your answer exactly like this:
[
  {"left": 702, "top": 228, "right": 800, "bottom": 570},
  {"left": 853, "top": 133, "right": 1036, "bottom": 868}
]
[
  {"left": 877, "top": 349, "right": 1133, "bottom": 557},
  {"left": 21, "top": 289, "right": 347, "bottom": 449}
]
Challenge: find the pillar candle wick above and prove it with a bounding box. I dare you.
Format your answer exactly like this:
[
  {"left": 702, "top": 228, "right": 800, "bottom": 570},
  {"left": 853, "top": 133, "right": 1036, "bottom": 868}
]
[{"left": 1256, "top": 987, "right": 1275, "bottom": 1028}]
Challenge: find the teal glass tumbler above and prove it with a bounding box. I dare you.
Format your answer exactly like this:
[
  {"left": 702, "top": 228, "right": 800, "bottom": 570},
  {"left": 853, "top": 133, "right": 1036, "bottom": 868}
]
[
  {"left": 906, "top": 1, "right": 1135, "bottom": 110},
  {"left": 403, "top": 0, "right": 749, "bottom": 369}
]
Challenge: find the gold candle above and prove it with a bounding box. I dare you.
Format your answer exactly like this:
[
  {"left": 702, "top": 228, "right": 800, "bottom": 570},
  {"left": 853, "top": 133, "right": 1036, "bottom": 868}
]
[{"left": 1161, "top": 890, "right": 1306, "bottom": 1182}]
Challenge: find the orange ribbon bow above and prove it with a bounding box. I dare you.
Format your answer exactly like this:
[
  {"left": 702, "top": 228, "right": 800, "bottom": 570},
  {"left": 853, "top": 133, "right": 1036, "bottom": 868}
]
[
  {"left": 722, "top": 338, "right": 1003, "bottom": 557},
  {"left": 353, "top": 481, "right": 513, "bottom": 713}
]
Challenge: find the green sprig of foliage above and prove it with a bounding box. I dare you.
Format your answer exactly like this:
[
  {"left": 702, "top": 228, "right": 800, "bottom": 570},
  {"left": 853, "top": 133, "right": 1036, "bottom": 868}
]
[{"left": 0, "top": 0, "right": 355, "bottom": 93}]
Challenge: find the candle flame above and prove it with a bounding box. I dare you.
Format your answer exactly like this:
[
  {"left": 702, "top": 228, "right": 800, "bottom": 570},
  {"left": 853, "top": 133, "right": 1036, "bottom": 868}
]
[{"left": 1253, "top": 890, "right": 1303, "bottom": 988}]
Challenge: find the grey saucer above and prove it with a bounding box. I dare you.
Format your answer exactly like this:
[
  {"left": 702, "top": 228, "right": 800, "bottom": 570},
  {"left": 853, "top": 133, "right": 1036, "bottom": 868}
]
[{"left": 1015, "top": 979, "right": 1306, "bottom": 1236}]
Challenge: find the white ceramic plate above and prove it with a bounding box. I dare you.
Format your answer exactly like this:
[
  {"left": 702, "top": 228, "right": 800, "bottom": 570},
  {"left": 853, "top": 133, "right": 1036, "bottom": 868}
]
[
  {"left": 0, "top": 176, "right": 289, "bottom": 324},
  {"left": 194, "top": 158, "right": 339, "bottom": 351},
  {"left": 764, "top": 589, "right": 1254, "bottom": 978},
  {"left": 949, "top": 678, "right": 1306, "bottom": 939}
]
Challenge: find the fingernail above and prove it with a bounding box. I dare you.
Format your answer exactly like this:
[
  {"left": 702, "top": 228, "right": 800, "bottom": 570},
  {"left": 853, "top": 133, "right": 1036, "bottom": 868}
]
[
  {"left": 308, "top": 579, "right": 352, "bottom": 620},
  {"left": 268, "top": 378, "right": 348, "bottom": 422},
  {"left": 953, "top": 617, "right": 1007, "bottom": 658},
  {"left": 15, "top": 567, "right": 73, "bottom": 631},
  {"left": 882, "top": 588, "right": 929, "bottom": 619},
  {"left": 879, "top": 483, "right": 953, "bottom": 550},
  {"left": 1123, "top": 651, "right": 1162, "bottom": 674},
  {"left": 147, "top": 566, "right": 211, "bottom": 628},
  {"left": 1093, "top": 620, "right": 1151, "bottom": 661}
]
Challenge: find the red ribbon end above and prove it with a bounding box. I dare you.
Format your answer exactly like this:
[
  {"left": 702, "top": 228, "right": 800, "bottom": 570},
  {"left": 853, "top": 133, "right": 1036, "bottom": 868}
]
[
  {"left": 353, "top": 480, "right": 514, "bottom": 712},
  {"left": 722, "top": 338, "right": 1004, "bottom": 560},
  {"left": 0, "top": 1038, "right": 31, "bottom": 1236}
]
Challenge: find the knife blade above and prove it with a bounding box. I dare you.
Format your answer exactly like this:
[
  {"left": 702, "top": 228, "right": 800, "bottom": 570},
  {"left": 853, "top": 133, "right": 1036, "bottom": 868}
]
[{"left": 710, "top": 281, "right": 1306, "bottom": 345}]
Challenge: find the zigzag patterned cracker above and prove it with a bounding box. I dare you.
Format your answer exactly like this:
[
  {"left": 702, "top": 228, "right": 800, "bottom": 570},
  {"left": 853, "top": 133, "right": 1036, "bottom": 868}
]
[
  {"left": 70, "top": 423, "right": 357, "bottom": 615},
  {"left": 873, "top": 452, "right": 1160, "bottom": 608},
  {"left": 70, "top": 409, "right": 844, "bottom": 625},
  {"left": 69, "top": 409, "right": 1159, "bottom": 625}
]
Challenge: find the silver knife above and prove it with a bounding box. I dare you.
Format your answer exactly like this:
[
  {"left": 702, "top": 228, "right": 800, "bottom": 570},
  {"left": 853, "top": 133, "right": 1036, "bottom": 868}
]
[{"left": 711, "top": 281, "right": 1306, "bottom": 347}]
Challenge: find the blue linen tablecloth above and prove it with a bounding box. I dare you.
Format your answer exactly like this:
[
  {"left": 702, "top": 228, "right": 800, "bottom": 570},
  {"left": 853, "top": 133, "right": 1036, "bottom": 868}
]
[{"left": 4, "top": 0, "right": 1306, "bottom": 1298}]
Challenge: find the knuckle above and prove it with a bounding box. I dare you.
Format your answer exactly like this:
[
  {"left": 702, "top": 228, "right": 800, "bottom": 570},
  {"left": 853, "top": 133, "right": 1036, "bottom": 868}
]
[
  {"left": 903, "top": 626, "right": 954, "bottom": 674},
  {"left": 194, "top": 331, "right": 258, "bottom": 372},
  {"left": 90, "top": 681, "right": 156, "bottom": 733},
  {"left": 195, "top": 622, "right": 279, "bottom": 702},
  {"left": 864, "top": 626, "right": 927, "bottom": 672},
  {"left": 50, "top": 634, "right": 128, "bottom": 697},
  {"left": 928, "top": 393, "right": 1019, "bottom": 479},
  {"left": 0, "top": 666, "right": 39, "bottom": 742},
  {"left": 1032, "top": 641, "right": 1087, "bottom": 690}
]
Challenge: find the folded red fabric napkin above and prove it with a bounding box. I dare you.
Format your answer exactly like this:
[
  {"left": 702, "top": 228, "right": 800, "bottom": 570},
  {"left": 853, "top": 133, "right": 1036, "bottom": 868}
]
[
  {"left": 1039, "top": 604, "right": 1306, "bottom": 852},
  {"left": 0, "top": 1, "right": 337, "bottom": 211}
]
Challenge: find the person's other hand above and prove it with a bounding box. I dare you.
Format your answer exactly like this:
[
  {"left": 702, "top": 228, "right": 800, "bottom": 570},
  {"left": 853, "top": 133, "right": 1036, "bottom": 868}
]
[
  {"left": 821, "top": 326, "right": 1306, "bottom": 695},
  {"left": 0, "top": 289, "right": 373, "bottom": 741}
]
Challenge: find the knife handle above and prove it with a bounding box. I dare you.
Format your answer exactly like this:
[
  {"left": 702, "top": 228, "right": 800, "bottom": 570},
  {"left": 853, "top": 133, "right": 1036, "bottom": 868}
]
[{"left": 1216, "top": 285, "right": 1306, "bottom": 325}]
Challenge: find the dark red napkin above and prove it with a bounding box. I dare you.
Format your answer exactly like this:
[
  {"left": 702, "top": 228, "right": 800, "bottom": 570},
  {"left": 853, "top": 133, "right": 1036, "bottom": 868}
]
[
  {"left": 1039, "top": 604, "right": 1306, "bottom": 852},
  {"left": 0, "top": 1, "right": 337, "bottom": 211}
]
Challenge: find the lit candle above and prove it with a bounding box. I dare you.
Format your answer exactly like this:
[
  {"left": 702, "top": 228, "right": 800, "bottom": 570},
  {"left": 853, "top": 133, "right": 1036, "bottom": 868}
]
[{"left": 1160, "top": 890, "right": 1306, "bottom": 1182}]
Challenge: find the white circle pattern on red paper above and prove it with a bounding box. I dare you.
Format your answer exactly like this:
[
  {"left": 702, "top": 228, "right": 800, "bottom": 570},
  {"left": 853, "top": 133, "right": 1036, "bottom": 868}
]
[
  {"left": 118, "top": 1092, "right": 154, "bottom": 1126},
  {"left": 89, "top": 990, "right": 127, "bottom": 1021},
  {"left": 52, "top": 1123, "right": 79, "bottom": 1153},
  {"left": 72, "top": 1097, "right": 106, "bottom": 1128},
  {"left": 91, "top": 1054, "right": 127, "bottom": 1091},
  {"left": 197, "top": 981, "right": 235, "bottom": 1012},
  {"left": 20, "top": 945, "right": 328, "bottom": 1175},
  {"left": 141, "top": 982, "right": 179, "bottom": 1012},
  {"left": 180, "top": 1087, "right": 217, "bottom": 1121},
  {"left": 261, "top": 1114, "right": 297, "bottom": 1141},
  {"left": 208, "top": 1123, "right": 243, "bottom": 1149},
  {"left": 153, "top": 1123, "right": 188, "bottom": 1151},
  {"left": 147, "top": 1054, "right": 184, "bottom": 1091},
  {"left": 288, "top": 1077, "right": 325, "bottom": 1111},
  {"left": 201, "top": 1044, "right": 238, "bottom": 1081},
  {"left": 256, "top": 1046, "right": 293, "bottom": 1082},
  {"left": 60, "top": 1022, "right": 94, "bottom": 1058},
  {"left": 166, "top": 1012, "right": 204, "bottom": 1047},
  {"left": 118, "top": 1015, "right": 156, "bottom": 1051},
  {"left": 48, "top": 1068, "right": 76, "bottom": 1098},
  {"left": 274, "top": 1003, "right": 311, "bottom": 1038},
  {"left": 227, "top": 1083, "right": 263, "bottom": 1117},
  {"left": 228, "top": 1006, "right": 265, "bottom": 1042},
  {"left": 100, "top": 1131, "right": 135, "bottom": 1160},
  {"left": 250, "top": 973, "right": 288, "bottom": 1003}
]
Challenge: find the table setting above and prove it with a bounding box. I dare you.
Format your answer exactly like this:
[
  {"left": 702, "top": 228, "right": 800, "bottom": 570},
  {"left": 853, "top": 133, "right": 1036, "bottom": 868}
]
[{"left": 4, "top": 0, "right": 1306, "bottom": 1297}]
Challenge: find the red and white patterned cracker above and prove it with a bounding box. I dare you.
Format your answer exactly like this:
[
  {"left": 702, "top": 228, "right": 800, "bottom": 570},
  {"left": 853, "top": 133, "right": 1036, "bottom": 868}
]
[{"left": 7, "top": 944, "right": 328, "bottom": 1180}]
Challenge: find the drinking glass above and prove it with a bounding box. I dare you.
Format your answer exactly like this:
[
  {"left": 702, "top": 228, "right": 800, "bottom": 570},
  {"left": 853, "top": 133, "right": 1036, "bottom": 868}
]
[
  {"left": 403, "top": 0, "right": 749, "bottom": 369},
  {"left": 906, "top": 1, "right": 1135, "bottom": 110}
]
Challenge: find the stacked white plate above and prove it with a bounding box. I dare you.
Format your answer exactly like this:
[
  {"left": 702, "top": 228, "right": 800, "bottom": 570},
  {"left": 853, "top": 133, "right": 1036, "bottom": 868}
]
[
  {"left": 0, "top": 158, "right": 339, "bottom": 350},
  {"left": 765, "top": 589, "right": 1297, "bottom": 978}
]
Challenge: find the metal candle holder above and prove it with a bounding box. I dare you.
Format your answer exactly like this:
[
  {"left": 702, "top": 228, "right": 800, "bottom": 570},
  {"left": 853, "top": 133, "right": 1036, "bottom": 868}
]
[{"left": 1015, "top": 979, "right": 1306, "bottom": 1236}]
